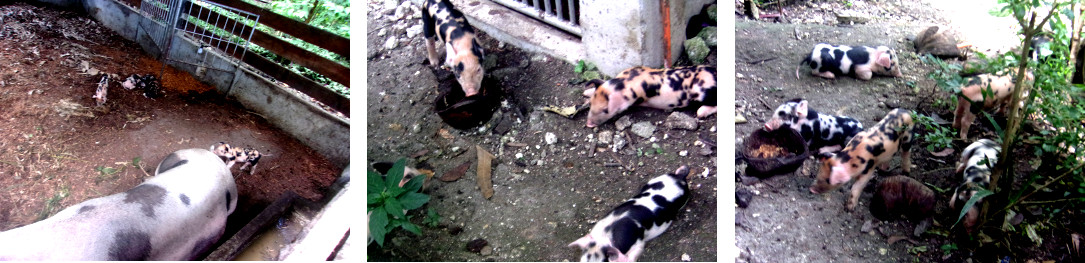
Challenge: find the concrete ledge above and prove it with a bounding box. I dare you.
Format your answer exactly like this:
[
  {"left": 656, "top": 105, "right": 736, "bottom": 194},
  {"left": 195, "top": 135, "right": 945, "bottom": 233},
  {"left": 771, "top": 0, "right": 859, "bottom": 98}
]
[{"left": 451, "top": 0, "right": 585, "bottom": 64}]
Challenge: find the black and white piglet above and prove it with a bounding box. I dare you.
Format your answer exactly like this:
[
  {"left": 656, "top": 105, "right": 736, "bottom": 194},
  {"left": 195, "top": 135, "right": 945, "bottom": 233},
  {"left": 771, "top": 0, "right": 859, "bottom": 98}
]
[
  {"left": 0, "top": 148, "right": 237, "bottom": 260},
  {"left": 764, "top": 98, "right": 864, "bottom": 154},
  {"left": 949, "top": 139, "right": 1000, "bottom": 233},
  {"left": 122, "top": 74, "right": 164, "bottom": 98},
  {"left": 569, "top": 166, "right": 691, "bottom": 262},
  {"left": 796, "top": 43, "right": 903, "bottom": 80}
]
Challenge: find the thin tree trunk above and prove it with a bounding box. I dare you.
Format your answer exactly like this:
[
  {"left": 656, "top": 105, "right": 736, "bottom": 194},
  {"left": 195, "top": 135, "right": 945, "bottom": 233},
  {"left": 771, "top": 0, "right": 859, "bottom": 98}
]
[{"left": 304, "top": 0, "right": 320, "bottom": 24}]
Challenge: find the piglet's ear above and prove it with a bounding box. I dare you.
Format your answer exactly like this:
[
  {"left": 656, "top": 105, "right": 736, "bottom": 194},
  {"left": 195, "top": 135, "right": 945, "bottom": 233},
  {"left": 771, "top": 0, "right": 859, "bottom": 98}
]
[
  {"left": 796, "top": 100, "right": 810, "bottom": 118},
  {"left": 876, "top": 53, "right": 892, "bottom": 68},
  {"left": 583, "top": 88, "right": 596, "bottom": 98},
  {"left": 568, "top": 235, "right": 593, "bottom": 249},
  {"left": 585, "top": 79, "right": 605, "bottom": 89},
  {"left": 816, "top": 152, "right": 834, "bottom": 161}
]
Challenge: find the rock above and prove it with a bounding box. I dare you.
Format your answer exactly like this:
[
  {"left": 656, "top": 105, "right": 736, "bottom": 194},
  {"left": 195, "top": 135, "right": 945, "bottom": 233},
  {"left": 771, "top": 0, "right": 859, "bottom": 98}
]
[
  {"left": 665, "top": 112, "right": 699, "bottom": 130},
  {"left": 467, "top": 239, "right": 488, "bottom": 253},
  {"left": 406, "top": 24, "right": 423, "bottom": 38},
  {"left": 836, "top": 10, "right": 871, "bottom": 24},
  {"left": 545, "top": 132, "right": 557, "bottom": 145},
  {"left": 480, "top": 245, "right": 493, "bottom": 256},
  {"left": 448, "top": 226, "right": 463, "bottom": 235},
  {"left": 861, "top": 220, "right": 874, "bottom": 233},
  {"left": 597, "top": 131, "right": 613, "bottom": 145},
  {"left": 383, "top": 37, "right": 398, "bottom": 50},
  {"left": 736, "top": 188, "right": 754, "bottom": 208},
  {"left": 684, "top": 37, "right": 709, "bottom": 64},
  {"left": 699, "top": 147, "right": 713, "bottom": 156},
  {"left": 482, "top": 55, "right": 498, "bottom": 70},
  {"left": 384, "top": 0, "right": 399, "bottom": 12},
  {"left": 696, "top": 26, "right": 717, "bottom": 47},
  {"left": 744, "top": 0, "right": 759, "bottom": 19},
  {"left": 679, "top": 150, "right": 688, "bottom": 157},
  {"left": 681, "top": 253, "right": 691, "bottom": 262},
  {"left": 611, "top": 133, "right": 627, "bottom": 152},
  {"left": 735, "top": 114, "right": 747, "bottom": 124},
  {"left": 615, "top": 116, "right": 633, "bottom": 131},
  {"left": 630, "top": 122, "right": 656, "bottom": 138},
  {"left": 377, "top": 28, "right": 387, "bottom": 37}
]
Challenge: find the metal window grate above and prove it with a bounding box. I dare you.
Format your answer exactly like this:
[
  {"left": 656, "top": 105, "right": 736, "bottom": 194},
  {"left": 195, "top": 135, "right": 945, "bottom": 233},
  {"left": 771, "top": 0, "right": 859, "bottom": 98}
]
[
  {"left": 174, "top": 0, "right": 260, "bottom": 64},
  {"left": 492, "top": 0, "right": 581, "bottom": 36}
]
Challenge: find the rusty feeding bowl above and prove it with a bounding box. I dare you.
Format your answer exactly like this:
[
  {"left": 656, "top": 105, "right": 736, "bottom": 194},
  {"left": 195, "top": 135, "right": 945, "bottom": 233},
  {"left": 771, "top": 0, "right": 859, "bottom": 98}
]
[
  {"left": 433, "top": 69, "right": 502, "bottom": 130},
  {"left": 741, "top": 127, "right": 810, "bottom": 178}
]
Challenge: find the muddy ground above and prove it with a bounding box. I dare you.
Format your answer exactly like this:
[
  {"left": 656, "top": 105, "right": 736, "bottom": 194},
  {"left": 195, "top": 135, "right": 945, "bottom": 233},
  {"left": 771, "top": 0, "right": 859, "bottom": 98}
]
[
  {"left": 735, "top": 0, "right": 1077, "bottom": 262},
  {"left": 365, "top": 0, "right": 717, "bottom": 261},
  {"left": 0, "top": 1, "right": 341, "bottom": 255}
]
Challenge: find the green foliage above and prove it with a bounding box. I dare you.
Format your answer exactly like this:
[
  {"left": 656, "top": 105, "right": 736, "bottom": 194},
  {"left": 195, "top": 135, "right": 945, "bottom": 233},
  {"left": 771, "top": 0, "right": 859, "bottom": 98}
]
[
  {"left": 37, "top": 186, "right": 69, "bottom": 220},
  {"left": 368, "top": 159, "right": 430, "bottom": 247},
  {"left": 940, "top": 243, "right": 958, "bottom": 257},
  {"left": 423, "top": 207, "right": 441, "bottom": 228},
  {"left": 907, "top": 245, "right": 928, "bottom": 255},
  {"left": 573, "top": 60, "right": 603, "bottom": 83},
  {"left": 952, "top": 187, "right": 994, "bottom": 229},
  {"left": 912, "top": 113, "right": 955, "bottom": 152},
  {"left": 920, "top": 54, "right": 965, "bottom": 94}
]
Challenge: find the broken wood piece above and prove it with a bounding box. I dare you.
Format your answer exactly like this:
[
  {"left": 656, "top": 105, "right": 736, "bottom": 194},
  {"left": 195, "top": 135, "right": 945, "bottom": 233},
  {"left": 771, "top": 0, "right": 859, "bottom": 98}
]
[{"left": 476, "top": 145, "right": 495, "bottom": 199}]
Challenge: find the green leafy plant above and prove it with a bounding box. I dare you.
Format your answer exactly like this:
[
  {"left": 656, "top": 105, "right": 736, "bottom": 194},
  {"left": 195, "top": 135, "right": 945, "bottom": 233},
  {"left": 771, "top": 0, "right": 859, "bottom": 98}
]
[
  {"left": 912, "top": 113, "right": 955, "bottom": 152},
  {"left": 423, "top": 207, "right": 442, "bottom": 228},
  {"left": 573, "top": 60, "right": 603, "bottom": 83},
  {"left": 367, "top": 159, "right": 430, "bottom": 247}
]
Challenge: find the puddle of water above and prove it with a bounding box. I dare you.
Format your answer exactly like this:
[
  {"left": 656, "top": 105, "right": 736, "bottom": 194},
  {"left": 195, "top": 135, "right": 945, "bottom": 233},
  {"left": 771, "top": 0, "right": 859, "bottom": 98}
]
[{"left": 233, "top": 212, "right": 309, "bottom": 261}]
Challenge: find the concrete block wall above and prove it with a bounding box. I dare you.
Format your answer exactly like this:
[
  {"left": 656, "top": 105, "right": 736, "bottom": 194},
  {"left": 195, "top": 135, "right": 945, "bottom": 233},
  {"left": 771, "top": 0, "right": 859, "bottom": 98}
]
[
  {"left": 40, "top": 0, "right": 350, "bottom": 169},
  {"left": 454, "top": 0, "right": 714, "bottom": 77}
]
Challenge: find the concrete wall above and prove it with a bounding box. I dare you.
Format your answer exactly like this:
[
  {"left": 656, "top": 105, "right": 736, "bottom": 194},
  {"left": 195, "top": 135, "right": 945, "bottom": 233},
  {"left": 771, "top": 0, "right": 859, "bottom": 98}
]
[
  {"left": 456, "top": 0, "right": 714, "bottom": 77},
  {"left": 52, "top": 0, "right": 349, "bottom": 168}
]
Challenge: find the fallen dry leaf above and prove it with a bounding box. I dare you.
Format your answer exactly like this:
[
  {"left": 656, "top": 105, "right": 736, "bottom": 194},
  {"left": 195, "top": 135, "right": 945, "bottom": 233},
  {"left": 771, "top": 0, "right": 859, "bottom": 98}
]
[
  {"left": 476, "top": 145, "right": 495, "bottom": 199},
  {"left": 506, "top": 142, "right": 527, "bottom": 147},
  {"left": 410, "top": 149, "right": 430, "bottom": 158},
  {"left": 887, "top": 235, "right": 917, "bottom": 245},
  {"left": 440, "top": 161, "right": 471, "bottom": 182},
  {"left": 438, "top": 129, "right": 454, "bottom": 140},
  {"left": 1073, "top": 233, "right": 1082, "bottom": 255},
  {"left": 541, "top": 105, "right": 582, "bottom": 118},
  {"left": 930, "top": 147, "right": 955, "bottom": 157}
]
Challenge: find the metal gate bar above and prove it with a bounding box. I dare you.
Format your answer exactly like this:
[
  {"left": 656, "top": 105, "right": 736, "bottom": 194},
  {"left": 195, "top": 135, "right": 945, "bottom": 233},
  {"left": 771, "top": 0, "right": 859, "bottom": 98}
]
[{"left": 493, "top": 0, "right": 581, "bottom": 36}]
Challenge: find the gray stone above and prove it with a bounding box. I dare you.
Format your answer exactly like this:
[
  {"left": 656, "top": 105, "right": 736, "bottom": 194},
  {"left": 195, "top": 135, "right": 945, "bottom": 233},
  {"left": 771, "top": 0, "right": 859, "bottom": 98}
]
[
  {"left": 406, "top": 24, "right": 423, "bottom": 39},
  {"left": 836, "top": 10, "right": 871, "bottom": 24},
  {"left": 615, "top": 116, "right": 633, "bottom": 131},
  {"left": 630, "top": 121, "right": 656, "bottom": 138},
  {"left": 611, "top": 133, "right": 627, "bottom": 152},
  {"left": 664, "top": 112, "right": 698, "bottom": 130},
  {"left": 707, "top": 4, "right": 717, "bottom": 22},
  {"left": 377, "top": 28, "right": 387, "bottom": 37},
  {"left": 696, "top": 26, "right": 717, "bottom": 47},
  {"left": 861, "top": 220, "right": 874, "bottom": 233},
  {"left": 480, "top": 245, "right": 493, "bottom": 256},
  {"left": 384, "top": 0, "right": 399, "bottom": 12},
  {"left": 597, "top": 131, "right": 613, "bottom": 145},
  {"left": 684, "top": 37, "right": 709, "bottom": 65},
  {"left": 383, "top": 37, "right": 398, "bottom": 50}
]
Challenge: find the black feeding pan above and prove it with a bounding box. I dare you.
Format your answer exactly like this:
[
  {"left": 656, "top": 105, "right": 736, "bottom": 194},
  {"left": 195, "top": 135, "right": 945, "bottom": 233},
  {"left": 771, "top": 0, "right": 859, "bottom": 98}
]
[
  {"left": 739, "top": 127, "right": 810, "bottom": 178},
  {"left": 433, "top": 68, "right": 502, "bottom": 130}
]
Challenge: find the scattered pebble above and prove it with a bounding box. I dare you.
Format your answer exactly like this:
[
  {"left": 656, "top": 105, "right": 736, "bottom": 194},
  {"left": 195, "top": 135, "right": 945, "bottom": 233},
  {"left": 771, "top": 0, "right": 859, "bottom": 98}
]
[
  {"left": 679, "top": 150, "right": 688, "bottom": 156},
  {"left": 545, "top": 132, "right": 557, "bottom": 145},
  {"left": 681, "top": 253, "right": 691, "bottom": 262},
  {"left": 631, "top": 121, "right": 656, "bottom": 138},
  {"left": 736, "top": 189, "right": 754, "bottom": 208},
  {"left": 861, "top": 220, "right": 874, "bottom": 233},
  {"left": 615, "top": 116, "right": 633, "bottom": 131},
  {"left": 664, "top": 112, "right": 699, "bottom": 130}
]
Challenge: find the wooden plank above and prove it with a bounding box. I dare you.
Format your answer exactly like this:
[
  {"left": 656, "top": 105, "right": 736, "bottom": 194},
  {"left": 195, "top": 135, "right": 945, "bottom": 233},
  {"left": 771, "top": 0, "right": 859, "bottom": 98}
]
[
  {"left": 175, "top": 23, "right": 349, "bottom": 116},
  {"left": 211, "top": 0, "right": 349, "bottom": 59},
  {"left": 178, "top": 3, "right": 350, "bottom": 88},
  {"left": 204, "top": 191, "right": 297, "bottom": 261}
]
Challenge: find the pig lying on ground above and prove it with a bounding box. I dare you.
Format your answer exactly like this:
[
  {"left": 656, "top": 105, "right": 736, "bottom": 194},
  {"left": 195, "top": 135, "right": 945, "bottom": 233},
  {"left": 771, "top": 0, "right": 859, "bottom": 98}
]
[
  {"left": 569, "top": 166, "right": 691, "bottom": 262},
  {"left": 952, "top": 72, "right": 1031, "bottom": 139},
  {"left": 422, "top": 0, "right": 485, "bottom": 97},
  {"left": 582, "top": 65, "right": 717, "bottom": 128},
  {"left": 871, "top": 175, "right": 936, "bottom": 236},
  {"left": 0, "top": 148, "right": 237, "bottom": 260},
  {"left": 949, "top": 139, "right": 1000, "bottom": 233},
  {"left": 796, "top": 43, "right": 903, "bottom": 80},
  {"left": 764, "top": 98, "right": 864, "bottom": 154},
  {"left": 812, "top": 108, "right": 914, "bottom": 210}
]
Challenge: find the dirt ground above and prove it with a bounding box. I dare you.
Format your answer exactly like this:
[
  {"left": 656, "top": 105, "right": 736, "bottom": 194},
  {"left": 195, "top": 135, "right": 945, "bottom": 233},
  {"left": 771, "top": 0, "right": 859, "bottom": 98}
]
[
  {"left": 0, "top": 1, "right": 341, "bottom": 249},
  {"left": 365, "top": 0, "right": 717, "bottom": 261},
  {"left": 735, "top": 0, "right": 1078, "bottom": 262}
]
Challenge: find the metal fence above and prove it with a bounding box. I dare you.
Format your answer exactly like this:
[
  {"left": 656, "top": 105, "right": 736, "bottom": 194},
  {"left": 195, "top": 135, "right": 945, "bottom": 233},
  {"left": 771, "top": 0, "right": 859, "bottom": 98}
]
[{"left": 492, "top": 0, "right": 581, "bottom": 36}]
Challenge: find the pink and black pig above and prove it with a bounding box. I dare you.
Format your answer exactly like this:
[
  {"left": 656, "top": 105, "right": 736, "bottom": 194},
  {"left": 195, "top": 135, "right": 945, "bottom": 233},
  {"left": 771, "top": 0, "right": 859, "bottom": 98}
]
[
  {"left": 949, "top": 139, "right": 1000, "bottom": 233},
  {"left": 795, "top": 43, "right": 903, "bottom": 80},
  {"left": 423, "top": 0, "right": 485, "bottom": 97},
  {"left": 582, "top": 65, "right": 717, "bottom": 128},
  {"left": 811, "top": 108, "right": 914, "bottom": 210},
  {"left": 764, "top": 98, "right": 864, "bottom": 154},
  {"left": 569, "top": 166, "right": 691, "bottom": 262},
  {"left": 952, "top": 73, "right": 1031, "bottom": 139},
  {"left": 0, "top": 148, "right": 237, "bottom": 260}
]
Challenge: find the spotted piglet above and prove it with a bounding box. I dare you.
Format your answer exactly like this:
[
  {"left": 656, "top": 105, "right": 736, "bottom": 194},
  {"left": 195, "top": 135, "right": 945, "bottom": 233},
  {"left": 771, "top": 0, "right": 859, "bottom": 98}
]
[
  {"left": 422, "top": 0, "right": 485, "bottom": 97},
  {"left": 764, "top": 98, "right": 864, "bottom": 154},
  {"left": 582, "top": 65, "right": 717, "bottom": 128},
  {"left": 796, "top": 43, "right": 903, "bottom": 80},
  {"left": 0, "top": 148, "right": 237, "bottom": 260},
  {"left": 811, "top": 108, "right": 914, "bottom": 210},
  {"left": 949, "top": 139, "right": 1000, "bottom": 233},
  {"left": 93, "top": 75, "right": 109, "bottom": 106},
  {"left": 569, "top": 166, "right": 691, "bottom": 262},
  {"left": 952, "top": 73, "right": 1031, "bottom": 139}
]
